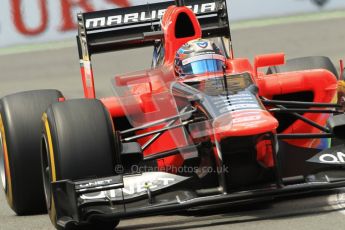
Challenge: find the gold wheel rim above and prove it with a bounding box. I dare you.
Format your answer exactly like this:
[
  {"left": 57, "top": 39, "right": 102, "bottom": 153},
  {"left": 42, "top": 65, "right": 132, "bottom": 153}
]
[
  {"left": 42, "top": 113, "right": 57, "bottom": 225},
  {"left": 0, "top": 114, "right": 13, "bottom": 208}
]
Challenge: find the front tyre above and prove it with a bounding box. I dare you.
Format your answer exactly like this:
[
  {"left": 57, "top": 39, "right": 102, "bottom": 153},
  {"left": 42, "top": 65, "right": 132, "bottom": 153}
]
[
  {"left": 41, "top": 99, "right": 120, "bottom": 229},
  {"left": 0, "top": 90, "right": 63, "bottom": 215}
]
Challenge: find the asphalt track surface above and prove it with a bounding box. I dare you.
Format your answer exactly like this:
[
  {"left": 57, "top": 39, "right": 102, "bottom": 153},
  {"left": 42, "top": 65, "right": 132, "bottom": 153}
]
[{"left": 1, "top": 17, "right": 345, "bottom": 230}]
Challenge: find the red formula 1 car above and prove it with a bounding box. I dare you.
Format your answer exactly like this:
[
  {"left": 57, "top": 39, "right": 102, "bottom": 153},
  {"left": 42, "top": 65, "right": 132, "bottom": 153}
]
[{"left": 1, "top": 0, "right": 345, "bottom": 229}]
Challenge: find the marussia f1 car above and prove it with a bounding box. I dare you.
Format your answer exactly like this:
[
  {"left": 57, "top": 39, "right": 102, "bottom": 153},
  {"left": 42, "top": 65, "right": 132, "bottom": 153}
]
[{"left": 1, "top": 0, "right": 345, "bottom": 229}]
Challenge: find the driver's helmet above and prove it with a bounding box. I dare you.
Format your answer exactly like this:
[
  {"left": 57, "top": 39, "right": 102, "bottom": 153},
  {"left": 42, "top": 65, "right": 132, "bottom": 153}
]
[{"left": 174, "top": 39, "right": 226, "bottom": 78}]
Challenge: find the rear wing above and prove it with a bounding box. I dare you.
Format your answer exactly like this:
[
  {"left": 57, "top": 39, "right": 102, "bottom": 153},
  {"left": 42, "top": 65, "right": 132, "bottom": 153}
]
[{"left": 77, "top": 0, "right": 232, "bottom": 59}]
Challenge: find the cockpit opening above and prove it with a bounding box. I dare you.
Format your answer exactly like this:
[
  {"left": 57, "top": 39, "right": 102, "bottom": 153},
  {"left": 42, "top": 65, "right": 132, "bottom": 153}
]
[{"left": 175, "top": 12, "right": 195, "bottom": 38}]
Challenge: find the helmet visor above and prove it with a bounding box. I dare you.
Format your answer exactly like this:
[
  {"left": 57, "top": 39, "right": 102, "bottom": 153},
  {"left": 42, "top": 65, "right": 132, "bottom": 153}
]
[{"left": 181, "top": 54, "right": 225, "bottom": 76}]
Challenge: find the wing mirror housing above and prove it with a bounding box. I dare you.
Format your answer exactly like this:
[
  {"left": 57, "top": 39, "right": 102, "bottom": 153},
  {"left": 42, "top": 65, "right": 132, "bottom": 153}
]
[{"left": 254, "top": 53, "right": 285, "bottom": 77}]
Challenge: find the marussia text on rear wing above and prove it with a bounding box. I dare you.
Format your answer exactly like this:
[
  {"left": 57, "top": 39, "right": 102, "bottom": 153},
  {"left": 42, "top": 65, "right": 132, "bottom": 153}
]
[{"left": 77, "top": 0, "right": 231, "bottom": 57}]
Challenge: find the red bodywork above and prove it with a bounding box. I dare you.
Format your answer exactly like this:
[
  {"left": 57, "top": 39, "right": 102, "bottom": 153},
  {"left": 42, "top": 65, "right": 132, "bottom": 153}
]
[{"left": 79, "top": 6, "right": 338, "bottom": 171}]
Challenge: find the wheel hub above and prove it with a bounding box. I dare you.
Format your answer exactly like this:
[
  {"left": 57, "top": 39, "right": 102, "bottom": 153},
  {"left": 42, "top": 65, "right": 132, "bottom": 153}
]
[{"left": 41, "top": 136, "right": 52, "bottom": 210}]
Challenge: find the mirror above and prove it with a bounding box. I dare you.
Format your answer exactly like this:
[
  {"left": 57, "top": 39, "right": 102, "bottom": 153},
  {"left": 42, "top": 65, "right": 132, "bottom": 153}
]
[{"left": 254, "top": 53, "right": 285, "bottom": 76}]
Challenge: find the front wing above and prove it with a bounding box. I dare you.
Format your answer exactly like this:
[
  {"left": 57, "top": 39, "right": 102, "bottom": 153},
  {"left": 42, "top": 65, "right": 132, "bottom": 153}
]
[{"left": 52, "top": 169, "right": 345, "bottom": 229}]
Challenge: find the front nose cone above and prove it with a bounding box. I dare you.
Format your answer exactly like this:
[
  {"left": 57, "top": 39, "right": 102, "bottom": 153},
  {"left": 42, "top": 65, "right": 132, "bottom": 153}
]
[{"left": 213, "top": 109, "right": 278, "bottom": 139}]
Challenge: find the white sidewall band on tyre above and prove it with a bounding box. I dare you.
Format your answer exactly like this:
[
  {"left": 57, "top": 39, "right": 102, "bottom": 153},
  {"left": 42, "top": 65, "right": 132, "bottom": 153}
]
[{"left": 0, "top": 130, "right": 6, "bottom": 192}]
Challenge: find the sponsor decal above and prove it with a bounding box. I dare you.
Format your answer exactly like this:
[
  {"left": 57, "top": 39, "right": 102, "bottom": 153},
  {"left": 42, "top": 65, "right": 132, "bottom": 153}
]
[
  {"left": 218, "top": 104, "right": 259, "bottom": 114},
  {"left": 182, "top": 54, "right": 225, "bottom": 66},
  {"left": 196, "top": 41, "right": 209, "bottom": 49},
  {"left": 80, "top": 172, "right": 188, "bottom": 201},
  {"left": 319, "top": 152, "right": 345, "bottom": 164},
  {"left": 232, "top": 115, "right": 261, "bottom": 124},
  {"left": 2, "top": 0, "right": 345, "bottom": 47},
  {"left": 110, "top": 0, "right": 130, "bottom": 7},
  {"left": 85, "top": 2, "right": 217, "bottom": 29},
  {"left": 308, "top": 145, "right": 345, "bottom": 165},
  {"left": 0, "top": 0, "right": 135, "bottom": 48},
  {"left": 212, "top": 93, "right": 261, "bottom": 115},
  {"left": 78, "top": 179, "right": 113, "bottom": 189}
]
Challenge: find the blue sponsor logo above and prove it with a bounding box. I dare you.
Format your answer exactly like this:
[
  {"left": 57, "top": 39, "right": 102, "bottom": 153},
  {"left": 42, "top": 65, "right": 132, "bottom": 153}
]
[{"left": 196, "top": 41, "right": 208, "bottom": 49}]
